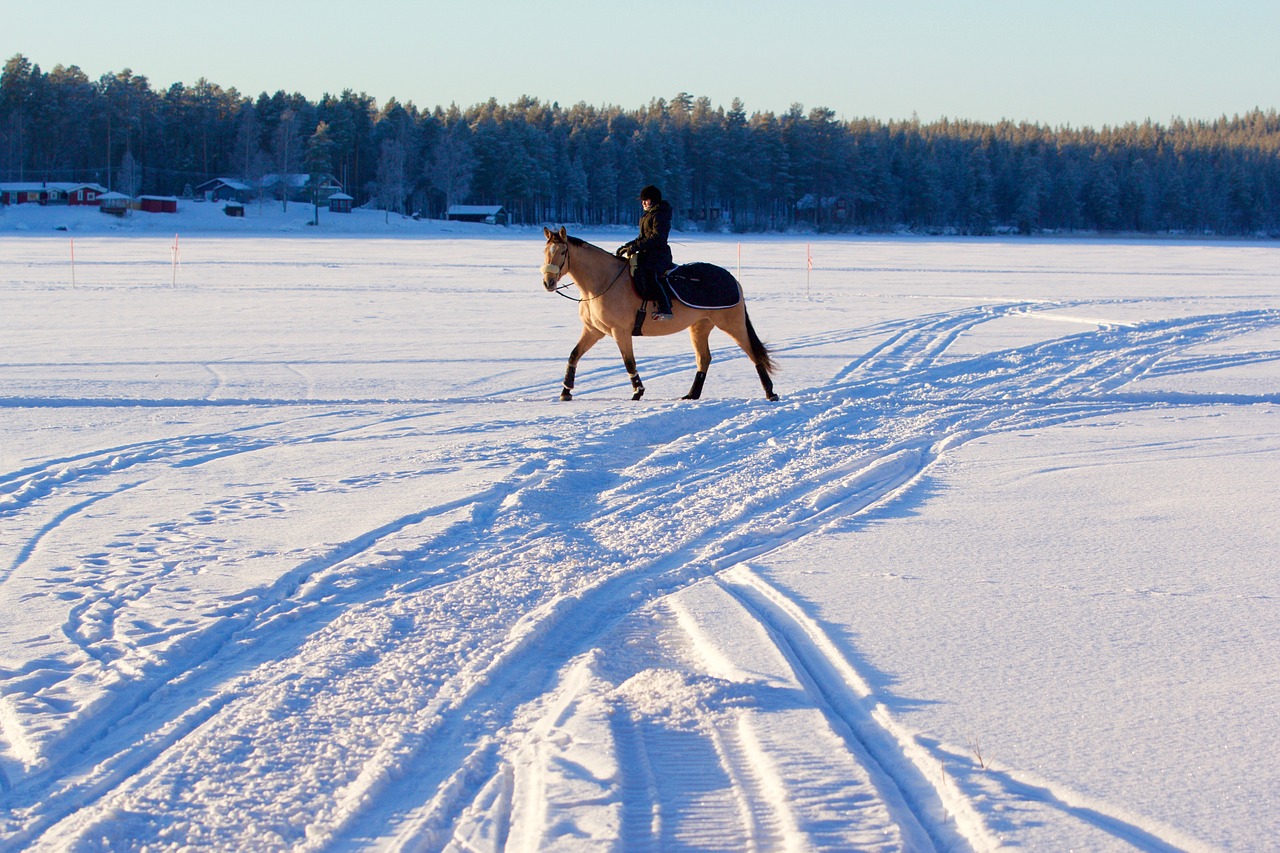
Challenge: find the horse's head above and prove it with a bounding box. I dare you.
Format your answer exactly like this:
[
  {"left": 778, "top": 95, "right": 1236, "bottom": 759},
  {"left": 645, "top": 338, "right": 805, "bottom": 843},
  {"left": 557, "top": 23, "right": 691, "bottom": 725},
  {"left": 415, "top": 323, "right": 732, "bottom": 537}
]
[{"left": 542, "top": 226, "right": 570, "bottom": 291}]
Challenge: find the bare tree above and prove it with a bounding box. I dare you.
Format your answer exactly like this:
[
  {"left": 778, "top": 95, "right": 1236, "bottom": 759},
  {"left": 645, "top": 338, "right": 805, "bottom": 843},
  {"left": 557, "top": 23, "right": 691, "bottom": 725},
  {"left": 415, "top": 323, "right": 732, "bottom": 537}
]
[
  {"left": 119, "top": 147, "right": 142, "bottom": 206},
  {"left": 273, "top": 108, "right": 300, "bottom": 210},
  {"left": 426, "top": 122, "right": 473, "bottom": 215},
  {"left": 250, "top": 150, "right": 272, "bottom": 212},
  {"left": 376, "top": 137, "right": 408, "bottom": 222},
  {"left": 234, "top": 106, "right": 262, "bottom": 180}
]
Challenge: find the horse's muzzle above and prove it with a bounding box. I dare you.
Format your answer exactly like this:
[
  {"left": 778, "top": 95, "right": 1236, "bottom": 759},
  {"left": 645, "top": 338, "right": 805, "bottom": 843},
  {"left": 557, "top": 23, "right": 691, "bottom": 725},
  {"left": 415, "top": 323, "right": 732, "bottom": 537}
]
[{"left": 541, "top": 262, "right": 562, "bottom": 292}]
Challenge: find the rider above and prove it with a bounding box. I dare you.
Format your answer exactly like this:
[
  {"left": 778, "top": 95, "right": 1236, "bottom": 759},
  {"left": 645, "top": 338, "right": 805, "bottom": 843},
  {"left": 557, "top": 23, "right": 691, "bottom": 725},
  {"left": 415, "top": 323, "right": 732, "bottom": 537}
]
[{"left": 617, "top": 185, "right": 675, "bottom": 320}]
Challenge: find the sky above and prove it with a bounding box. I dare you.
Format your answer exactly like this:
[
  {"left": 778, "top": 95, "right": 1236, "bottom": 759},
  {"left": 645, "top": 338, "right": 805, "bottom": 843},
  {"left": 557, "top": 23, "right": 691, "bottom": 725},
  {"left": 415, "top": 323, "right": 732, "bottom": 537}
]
[{"left": 5, "top": 0, "right": 1279, "bottom": 129}]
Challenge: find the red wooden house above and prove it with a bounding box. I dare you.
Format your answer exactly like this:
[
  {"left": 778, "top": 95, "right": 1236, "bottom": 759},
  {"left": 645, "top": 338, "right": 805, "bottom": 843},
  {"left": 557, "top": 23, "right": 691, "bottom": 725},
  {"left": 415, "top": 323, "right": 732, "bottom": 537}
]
[{"left": 0, "top": 182, "right": 108, "bottom": 205}]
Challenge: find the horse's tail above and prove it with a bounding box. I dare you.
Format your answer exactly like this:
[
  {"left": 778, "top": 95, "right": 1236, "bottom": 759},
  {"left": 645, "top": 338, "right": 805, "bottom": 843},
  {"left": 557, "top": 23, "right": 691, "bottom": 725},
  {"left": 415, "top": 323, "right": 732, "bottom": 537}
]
[{"left": 744, "top": 309, "right": 776, "bottom": 375}]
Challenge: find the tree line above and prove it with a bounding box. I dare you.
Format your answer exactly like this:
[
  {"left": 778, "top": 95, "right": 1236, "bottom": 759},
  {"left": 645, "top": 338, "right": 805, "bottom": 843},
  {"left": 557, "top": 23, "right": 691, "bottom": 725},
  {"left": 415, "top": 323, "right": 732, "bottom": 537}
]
[{"left": 3, "top": 54, "right": 1279, "bottom": 235}]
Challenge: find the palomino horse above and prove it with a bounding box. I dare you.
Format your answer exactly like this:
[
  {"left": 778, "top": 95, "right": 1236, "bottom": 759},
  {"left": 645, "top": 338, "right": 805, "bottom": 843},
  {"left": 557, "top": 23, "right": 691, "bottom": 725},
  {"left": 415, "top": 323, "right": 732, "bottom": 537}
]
[{"left": 541, "top": 227, "right": 779, "bottom": 402}]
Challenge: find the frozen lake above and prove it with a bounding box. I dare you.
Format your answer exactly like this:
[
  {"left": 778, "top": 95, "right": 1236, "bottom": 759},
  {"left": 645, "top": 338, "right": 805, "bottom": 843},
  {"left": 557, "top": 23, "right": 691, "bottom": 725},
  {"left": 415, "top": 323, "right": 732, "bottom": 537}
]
[{"left": 2, "top": 220, "right": 1278, "bottom": 850}]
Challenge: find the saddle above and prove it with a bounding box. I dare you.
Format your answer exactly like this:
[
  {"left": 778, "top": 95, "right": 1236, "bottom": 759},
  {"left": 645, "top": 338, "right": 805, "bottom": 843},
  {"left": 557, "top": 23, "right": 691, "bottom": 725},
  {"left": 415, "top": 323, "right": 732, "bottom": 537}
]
[
  {"left": 665, "top": 263, "right": 742, "bottom": 309},
  {"left": 630, "top": 262, "right": 743, "bottom": 336},
  {"left": 630, "top": 262, "right": 742, "bottom": 310}
]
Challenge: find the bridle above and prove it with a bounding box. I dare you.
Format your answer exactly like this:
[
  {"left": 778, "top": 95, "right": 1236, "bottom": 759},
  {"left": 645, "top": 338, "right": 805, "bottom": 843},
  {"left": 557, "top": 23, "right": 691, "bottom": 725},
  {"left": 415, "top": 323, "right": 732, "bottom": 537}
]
[
  {"left": 541, "top": 239, "right": 574, "bottom": 294},
  {"left": 543, "top": 237, "right": 629, "bottom": 303}
]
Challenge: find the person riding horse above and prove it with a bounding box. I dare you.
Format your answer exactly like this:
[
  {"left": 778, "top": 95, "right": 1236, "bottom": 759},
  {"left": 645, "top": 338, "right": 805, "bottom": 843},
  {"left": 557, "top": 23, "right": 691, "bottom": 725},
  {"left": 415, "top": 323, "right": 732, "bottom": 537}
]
[{"left": 617, "top": 185, "right": 675, "bottom": 320}]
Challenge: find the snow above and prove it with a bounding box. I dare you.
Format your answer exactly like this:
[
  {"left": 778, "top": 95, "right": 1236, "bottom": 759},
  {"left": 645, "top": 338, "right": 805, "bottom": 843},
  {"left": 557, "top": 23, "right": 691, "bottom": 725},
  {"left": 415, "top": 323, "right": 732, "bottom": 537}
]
[{"left": 1, "top": 200, "right": 1278, "bottom": 851}]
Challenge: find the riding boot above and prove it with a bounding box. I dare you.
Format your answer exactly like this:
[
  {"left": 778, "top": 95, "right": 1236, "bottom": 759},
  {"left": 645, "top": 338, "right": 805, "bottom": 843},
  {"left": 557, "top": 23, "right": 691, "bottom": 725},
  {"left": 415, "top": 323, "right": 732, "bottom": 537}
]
[{"left": 650, "top": 272, "right": 674, "bottom": 320}]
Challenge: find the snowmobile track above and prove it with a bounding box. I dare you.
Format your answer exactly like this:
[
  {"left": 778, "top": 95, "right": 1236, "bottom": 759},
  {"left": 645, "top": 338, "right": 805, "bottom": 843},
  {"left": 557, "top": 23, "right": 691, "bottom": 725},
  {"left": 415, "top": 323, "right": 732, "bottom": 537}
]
[{"left": 3, "top": 299, "right": 1277, "bottom": 850}]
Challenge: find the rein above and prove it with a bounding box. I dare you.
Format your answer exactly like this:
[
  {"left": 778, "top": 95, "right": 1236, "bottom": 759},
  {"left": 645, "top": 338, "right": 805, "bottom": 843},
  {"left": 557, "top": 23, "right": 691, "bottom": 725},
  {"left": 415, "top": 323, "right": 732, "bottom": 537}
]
[{"left": 545, "top": 240, "right": 630, "bottom": 303}]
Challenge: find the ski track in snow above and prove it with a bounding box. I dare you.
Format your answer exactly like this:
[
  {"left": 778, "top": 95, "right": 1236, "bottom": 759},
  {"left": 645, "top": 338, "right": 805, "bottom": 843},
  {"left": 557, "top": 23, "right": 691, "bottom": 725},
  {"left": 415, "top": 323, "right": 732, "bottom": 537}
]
[{"left": 1, "top": 293, "right": 1275, "bottom": 851}]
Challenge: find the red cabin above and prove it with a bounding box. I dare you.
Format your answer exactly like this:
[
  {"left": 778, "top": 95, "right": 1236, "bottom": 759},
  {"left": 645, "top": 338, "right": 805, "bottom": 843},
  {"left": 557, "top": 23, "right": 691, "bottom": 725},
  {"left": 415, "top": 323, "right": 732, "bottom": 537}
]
[{"left": 139, "top": 195, "right": 179, "bottom": 213}]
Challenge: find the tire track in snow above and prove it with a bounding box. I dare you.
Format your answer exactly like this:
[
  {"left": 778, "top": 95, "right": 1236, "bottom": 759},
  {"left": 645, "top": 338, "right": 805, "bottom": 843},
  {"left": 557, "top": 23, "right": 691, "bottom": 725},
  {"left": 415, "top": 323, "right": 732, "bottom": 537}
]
[
  {"left": 0, "top": 440, "right": 570, "bottom": 848},
  {"left": 0, "top": 407, "right": 583, "bottom": 841},
  {"left": 717, "top": 565, "right": 994, "bottom": 851},
  {"left": 0, "top": 311, "right": 1141, "bottom": 835},
  {"left": 835, "top": 302, "right": 1029, "bottom": 381},
  {"left": 325, "top": 413, "right": 978, "bottom": 843},
  {"left": 659, "top": 579, "right": 913, "bottom": 851},
  {"left": 404, "top": 308, "right": 1276, "bottom": 851},
  {"left": 323, "top": 310, "right": 1269, "bottom": 850},
  {"left": 9, "top": 305, "right": 1275, "bottom": 851},
  {"left": 17, "top": 401, "right": 872, "bottom": 849},
  {"left": 0, "top": 406, "right": 432, "bottom": 510}
]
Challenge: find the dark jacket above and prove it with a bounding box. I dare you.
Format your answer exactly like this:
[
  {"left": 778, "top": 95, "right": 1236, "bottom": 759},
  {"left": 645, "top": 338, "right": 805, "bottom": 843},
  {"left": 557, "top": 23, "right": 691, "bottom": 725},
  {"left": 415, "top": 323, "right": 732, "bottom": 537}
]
[{"left": 628, "top": 200, "right": 673, "bottom": 272}]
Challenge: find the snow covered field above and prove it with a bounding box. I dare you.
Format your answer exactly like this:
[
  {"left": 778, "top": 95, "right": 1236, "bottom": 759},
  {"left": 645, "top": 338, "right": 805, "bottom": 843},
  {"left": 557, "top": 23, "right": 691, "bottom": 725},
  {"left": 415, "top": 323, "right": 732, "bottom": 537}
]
[{"left": 2, "top": 203, "right": 1278, "bottom": 851}]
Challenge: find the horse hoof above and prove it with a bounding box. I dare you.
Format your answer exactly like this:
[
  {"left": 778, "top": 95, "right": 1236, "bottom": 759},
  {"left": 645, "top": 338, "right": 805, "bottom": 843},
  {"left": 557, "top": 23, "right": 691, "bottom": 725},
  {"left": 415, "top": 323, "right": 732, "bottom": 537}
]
[
  {"left": 631, "top": 390, "right": 645, "bottom": 401},
  {"left": 766, "top": 393, "right": 780, "bottom": 401},
  {"left": 560, "top": 391, "right": 573, "bottom": 401}
]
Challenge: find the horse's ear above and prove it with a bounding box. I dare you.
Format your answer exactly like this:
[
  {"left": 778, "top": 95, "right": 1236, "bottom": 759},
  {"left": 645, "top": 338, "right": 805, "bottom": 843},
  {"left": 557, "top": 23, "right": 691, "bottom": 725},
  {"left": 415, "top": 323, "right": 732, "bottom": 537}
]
[
  {"left": 558, "top": 226, "right": 567, "bottom": 241},
  {"left": 543, "top": 226, "right": 553, "bottom": 240}
]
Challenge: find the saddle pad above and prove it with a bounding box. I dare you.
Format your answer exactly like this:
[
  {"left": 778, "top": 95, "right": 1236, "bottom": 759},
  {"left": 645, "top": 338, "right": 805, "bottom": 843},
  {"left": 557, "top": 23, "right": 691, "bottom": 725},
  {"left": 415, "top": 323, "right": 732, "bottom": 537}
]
[{"left": 665, "top": 262, "right": 742, "bottom": 310}]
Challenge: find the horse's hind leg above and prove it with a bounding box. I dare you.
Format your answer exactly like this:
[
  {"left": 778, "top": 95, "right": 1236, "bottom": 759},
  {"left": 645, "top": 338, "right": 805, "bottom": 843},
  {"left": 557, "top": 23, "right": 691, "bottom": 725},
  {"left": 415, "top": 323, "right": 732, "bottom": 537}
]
[
  {"left": 719, "top": 310, "right": 780, "bottom": 401},
  {"left": 561, "top": 328, "right": 603, "bottom": 401},
  {"left": 684, "top": 320, "right": 714, "bottom": 400},
  {"left": 755, "top": 363, "right": 778, "bottom": 401}
]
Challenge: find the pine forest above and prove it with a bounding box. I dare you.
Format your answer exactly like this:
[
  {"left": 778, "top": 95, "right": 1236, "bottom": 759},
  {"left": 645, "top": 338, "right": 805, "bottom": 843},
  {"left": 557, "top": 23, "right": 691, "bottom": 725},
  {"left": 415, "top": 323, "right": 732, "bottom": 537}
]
[{"left": 3, "top": 54, "right": 1279, "bottom": 236}]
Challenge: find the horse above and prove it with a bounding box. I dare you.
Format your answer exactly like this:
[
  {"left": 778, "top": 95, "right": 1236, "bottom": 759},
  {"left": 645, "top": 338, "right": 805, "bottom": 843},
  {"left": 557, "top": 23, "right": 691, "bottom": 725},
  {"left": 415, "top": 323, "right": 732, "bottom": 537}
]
[{"left": 540, "top": 227, "right": 779, "bottom": 402}]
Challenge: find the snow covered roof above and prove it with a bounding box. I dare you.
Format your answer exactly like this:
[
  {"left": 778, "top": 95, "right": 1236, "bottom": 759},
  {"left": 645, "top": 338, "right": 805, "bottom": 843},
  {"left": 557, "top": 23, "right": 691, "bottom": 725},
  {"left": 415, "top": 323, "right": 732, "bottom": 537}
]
[
  {"left": 446, "top": 205, "right": 506, "bottom": 216},
  {"left": 195, "top": 178, "right": 252, "bottom": 191},
  {"left": 191, "top": 176, "right": 341, "bottom": 193},
  {"left": 1, "top": 181, "right": 108, "bottom": 193},
  {"left": 262, "top": 173, "right": 340, "bottom": 189}
]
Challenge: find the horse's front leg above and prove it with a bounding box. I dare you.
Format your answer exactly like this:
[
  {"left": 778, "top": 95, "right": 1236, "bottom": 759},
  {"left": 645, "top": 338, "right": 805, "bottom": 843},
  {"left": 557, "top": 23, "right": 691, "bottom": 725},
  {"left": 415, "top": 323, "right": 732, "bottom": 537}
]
[
  {"left": 561, "top": 328, "right": 603, "bottom": 401},
  {"left": 615, "top": 334, "right": 645, "bottom": 400}
]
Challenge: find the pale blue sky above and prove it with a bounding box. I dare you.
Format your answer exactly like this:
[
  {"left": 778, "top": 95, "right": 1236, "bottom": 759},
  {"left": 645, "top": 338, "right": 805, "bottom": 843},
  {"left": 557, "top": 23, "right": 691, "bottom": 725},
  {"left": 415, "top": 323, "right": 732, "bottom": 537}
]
[{"left": 5, "top": 0, "right": 1278, "bottom": 128}]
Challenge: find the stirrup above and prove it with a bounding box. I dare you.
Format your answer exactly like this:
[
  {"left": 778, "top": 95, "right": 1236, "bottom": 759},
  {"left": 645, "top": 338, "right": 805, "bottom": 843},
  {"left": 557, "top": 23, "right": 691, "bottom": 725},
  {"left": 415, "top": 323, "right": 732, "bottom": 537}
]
[{"left": 651, "top": 310, "right": 673, "bottom": 321}]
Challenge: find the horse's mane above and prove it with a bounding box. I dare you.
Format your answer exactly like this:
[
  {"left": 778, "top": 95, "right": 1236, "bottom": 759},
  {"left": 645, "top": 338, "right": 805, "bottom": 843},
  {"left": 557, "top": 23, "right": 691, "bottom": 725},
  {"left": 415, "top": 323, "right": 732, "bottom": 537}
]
[
  {"left": 547, "top": 228, "right": 602, "bottom": 250},
  {"left": 565, "top": 234, "right": 618, "bottom": 260},
  {"left": 552, "top": 231, "right": 621, "bottom": 265}
]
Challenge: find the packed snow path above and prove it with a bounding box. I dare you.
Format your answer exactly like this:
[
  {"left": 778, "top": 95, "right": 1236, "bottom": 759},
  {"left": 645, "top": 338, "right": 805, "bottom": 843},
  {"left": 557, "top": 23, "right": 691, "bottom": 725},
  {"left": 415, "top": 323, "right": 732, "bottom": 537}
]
[{"left": 1, "top": 234, "right": 1277, "bottom": 851}]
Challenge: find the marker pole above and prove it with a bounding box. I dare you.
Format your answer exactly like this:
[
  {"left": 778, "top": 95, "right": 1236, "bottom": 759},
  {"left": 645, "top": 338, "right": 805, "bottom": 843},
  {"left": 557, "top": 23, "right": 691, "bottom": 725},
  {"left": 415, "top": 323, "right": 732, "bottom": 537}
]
[{"left": 806, "top": 242, "right": 812, "bottom": 299}]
